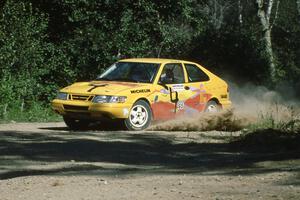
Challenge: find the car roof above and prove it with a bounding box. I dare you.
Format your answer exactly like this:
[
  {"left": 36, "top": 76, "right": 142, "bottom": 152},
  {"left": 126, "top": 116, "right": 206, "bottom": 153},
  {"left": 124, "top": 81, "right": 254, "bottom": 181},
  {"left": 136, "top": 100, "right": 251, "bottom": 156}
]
[{"left": 119, "top": 58, "right": 196, "bottom": 64}]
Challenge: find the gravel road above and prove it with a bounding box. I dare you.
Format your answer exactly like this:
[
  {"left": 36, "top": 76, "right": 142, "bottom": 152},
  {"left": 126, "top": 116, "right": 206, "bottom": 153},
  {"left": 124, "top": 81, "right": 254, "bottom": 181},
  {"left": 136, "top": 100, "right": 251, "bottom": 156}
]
[{"left": 0, "top": 122, "right": 299, "bottom": 200}]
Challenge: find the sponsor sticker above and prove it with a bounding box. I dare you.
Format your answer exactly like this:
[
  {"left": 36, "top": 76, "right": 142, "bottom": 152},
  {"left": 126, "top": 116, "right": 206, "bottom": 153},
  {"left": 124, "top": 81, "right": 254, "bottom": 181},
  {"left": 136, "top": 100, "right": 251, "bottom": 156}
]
[
  {"left": 130, "top": 89, "right": 151, "bottom": 94},
  {"left": 177, "top": 101, "right": 185, "bottom": 110},
  {"left": 172, "top": 84, "right": 184, "bottom": 92},
  {"left": 160, "top": 89, "right": 169, "bottom": 94},
  {"left": 199, "top": 84, "right": 206, "bottom": 93}
]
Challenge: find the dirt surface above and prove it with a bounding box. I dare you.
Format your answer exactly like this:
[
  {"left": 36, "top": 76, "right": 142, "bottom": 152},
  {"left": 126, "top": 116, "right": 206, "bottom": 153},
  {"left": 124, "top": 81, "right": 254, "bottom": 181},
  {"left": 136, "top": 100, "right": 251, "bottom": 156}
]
[{"left": 0, "top": 122, "right": 299, "bottom": 200}]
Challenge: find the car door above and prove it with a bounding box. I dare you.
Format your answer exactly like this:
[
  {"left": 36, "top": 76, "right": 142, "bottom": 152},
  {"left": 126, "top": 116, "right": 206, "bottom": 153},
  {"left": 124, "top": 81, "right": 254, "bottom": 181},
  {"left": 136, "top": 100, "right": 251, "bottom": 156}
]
[
  {"left": 152, "top": 63, "right": 190, "bottom": 119},
  {"left": 183, "top": 63, "right": 210, "bottom": 112}
]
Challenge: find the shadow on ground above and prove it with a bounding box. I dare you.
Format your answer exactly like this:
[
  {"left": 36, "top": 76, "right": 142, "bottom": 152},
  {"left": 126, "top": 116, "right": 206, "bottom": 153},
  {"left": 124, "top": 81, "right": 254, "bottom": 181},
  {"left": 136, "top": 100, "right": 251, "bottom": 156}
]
[
  {"left": 39, "top": 120, "right": 126, "bottom": 131},
  {"left": 0, "top": 127, "right": 299, "bottom": 181}
]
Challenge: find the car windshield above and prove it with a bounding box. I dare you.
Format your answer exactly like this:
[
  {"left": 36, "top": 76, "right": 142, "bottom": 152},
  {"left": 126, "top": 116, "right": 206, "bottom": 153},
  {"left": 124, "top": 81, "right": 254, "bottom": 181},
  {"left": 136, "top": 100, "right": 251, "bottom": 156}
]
[{"left": 96, "top": 62, "right": 160, "bottom": 83}]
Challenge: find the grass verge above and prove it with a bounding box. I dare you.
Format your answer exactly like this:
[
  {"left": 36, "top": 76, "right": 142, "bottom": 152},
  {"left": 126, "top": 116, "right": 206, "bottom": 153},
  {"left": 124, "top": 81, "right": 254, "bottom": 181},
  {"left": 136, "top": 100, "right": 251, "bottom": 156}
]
[
  {"left": 0, "top": 102, "right": 61, "bottom": 123},
  {"left": 232, "top": 104, "right": 300, "bottom": 152}
]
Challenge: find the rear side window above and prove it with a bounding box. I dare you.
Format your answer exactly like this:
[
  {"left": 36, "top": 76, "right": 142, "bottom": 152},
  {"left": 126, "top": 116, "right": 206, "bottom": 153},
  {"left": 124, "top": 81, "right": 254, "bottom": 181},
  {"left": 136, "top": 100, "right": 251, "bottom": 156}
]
[{"left": 185, "top": 64, "right": 210, "bottom": 82}]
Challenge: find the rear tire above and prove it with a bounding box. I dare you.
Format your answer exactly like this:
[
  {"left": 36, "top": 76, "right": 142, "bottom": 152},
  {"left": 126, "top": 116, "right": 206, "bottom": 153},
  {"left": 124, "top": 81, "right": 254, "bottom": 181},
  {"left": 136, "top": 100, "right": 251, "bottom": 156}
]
[
  {"left": 205, "top": 100, "right": 221, "bottom": 113},
  {"left": 63, "top": 116, "right": 90, "bottom": 130},
  {"left": 124, "top": 100, "right": 152, "bottom": 131}
]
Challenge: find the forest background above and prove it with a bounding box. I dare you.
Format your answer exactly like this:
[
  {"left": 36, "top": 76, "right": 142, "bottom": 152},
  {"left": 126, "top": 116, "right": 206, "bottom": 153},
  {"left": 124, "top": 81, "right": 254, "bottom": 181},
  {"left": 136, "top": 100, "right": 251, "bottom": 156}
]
[{"left": 0, "top": 0, "right": 299, "bottom": 121}]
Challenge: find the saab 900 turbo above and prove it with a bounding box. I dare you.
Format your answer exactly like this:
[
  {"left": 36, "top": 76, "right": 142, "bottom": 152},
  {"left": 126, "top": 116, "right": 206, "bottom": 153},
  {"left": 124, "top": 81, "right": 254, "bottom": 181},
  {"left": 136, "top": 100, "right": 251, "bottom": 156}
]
[{"left": 51, "top": 58, "right": 231, "bottom": 130}]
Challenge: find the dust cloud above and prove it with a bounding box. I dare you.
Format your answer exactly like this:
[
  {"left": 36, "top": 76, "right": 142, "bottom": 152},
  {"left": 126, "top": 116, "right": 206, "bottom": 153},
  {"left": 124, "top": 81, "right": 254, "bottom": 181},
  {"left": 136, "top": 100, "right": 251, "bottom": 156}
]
[
  {"left": 149, "top": 83, "right": 300, "bottom": 132},
  {"left": 148, "top": 109, "right": 248, "bottom": 132}
]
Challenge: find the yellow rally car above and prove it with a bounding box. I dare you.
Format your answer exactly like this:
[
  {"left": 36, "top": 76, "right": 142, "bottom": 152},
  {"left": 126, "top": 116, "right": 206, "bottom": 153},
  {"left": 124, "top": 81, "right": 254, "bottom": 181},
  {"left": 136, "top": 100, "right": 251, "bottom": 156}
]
[{"left": 51, "top": 58, "right": 231, "bottom": 130}]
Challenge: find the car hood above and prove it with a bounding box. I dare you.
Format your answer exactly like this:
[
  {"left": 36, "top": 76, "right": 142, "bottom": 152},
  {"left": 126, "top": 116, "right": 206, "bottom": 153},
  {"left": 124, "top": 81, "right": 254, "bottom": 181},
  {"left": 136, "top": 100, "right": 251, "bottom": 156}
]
[{"left": 61, "top": 81, "right": 148, "bottom": 95}]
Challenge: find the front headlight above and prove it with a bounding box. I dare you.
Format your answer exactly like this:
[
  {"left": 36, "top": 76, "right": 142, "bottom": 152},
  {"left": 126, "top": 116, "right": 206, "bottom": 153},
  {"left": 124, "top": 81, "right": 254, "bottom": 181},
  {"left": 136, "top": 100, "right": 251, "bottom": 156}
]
[
  {"left": 92, "top": 95, "right": 127, "bottom": 103},
  {"left": 56, "top": 92, "right": 68, "bottom": 100}
]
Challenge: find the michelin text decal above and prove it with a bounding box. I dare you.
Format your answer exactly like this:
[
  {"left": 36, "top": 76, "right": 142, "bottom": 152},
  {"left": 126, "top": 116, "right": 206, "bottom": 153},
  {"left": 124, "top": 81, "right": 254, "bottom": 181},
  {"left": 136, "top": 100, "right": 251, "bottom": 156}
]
[{"left": 131, "top": 89, "right": 151, "bottom": 94}]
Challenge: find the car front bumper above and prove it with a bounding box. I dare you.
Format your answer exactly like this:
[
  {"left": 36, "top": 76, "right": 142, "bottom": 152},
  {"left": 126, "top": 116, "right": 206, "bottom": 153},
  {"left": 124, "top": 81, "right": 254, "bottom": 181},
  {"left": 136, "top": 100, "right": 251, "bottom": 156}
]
[{"left": 51, "top": 99, "right": 132, "bottom": 120}]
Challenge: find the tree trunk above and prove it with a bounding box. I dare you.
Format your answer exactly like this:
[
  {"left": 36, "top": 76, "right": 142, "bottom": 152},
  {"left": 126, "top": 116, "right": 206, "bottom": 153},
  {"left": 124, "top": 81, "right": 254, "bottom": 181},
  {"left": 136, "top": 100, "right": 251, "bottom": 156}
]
[
  {"left": 213, "top": 0, "right": 217, "bottom": 29},
  {"left": 256, "top": 0, "right": 278, "bottom": 83},
  {"left": 297, "top": 0, "right": 300, "bottom": 21},
  {"left": 238, "top": 0, "right": 243, "bottom": 25},
  {"left": 21, "top": 99, "right": 25, "bottom": 112},
  {"left": 3, "top": 104, "right": 7, "bottom": 116},
  {"left": 264, "top": 29, "right": 276, "bottom": 81}
]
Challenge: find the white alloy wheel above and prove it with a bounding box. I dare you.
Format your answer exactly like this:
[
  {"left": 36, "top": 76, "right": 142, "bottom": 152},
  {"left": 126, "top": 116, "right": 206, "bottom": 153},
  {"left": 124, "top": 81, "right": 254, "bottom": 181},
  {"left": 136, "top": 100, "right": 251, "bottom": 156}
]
[
  {"left": 124, "top": 100, "right": 152, "bottom": 130},
  {"left": 129, "top": 104, "right": 148, "bottom": 128}
]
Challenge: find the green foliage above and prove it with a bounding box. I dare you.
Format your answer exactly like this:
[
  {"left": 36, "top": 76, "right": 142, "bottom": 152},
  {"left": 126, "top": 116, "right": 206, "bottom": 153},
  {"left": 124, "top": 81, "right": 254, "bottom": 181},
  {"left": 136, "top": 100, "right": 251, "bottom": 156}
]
[
  {"left": 56, "top": 0, "right": 205, "bottom": 80},
  {"left": 273, "top": 0, "right": 300, "bottom": 83},
  {"left": 0, "top": 0, "right": 73, "bottom": 109}
]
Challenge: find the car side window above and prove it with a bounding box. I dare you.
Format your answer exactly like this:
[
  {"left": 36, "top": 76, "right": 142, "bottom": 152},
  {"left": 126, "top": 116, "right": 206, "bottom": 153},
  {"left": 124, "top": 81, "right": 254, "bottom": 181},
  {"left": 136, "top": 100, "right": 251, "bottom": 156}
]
[
  {"left": 185, "top": 64, "right": 210, "bottom": 82},
  {"left": 160, "top": 63, "right": 185, "bottom": 84}
]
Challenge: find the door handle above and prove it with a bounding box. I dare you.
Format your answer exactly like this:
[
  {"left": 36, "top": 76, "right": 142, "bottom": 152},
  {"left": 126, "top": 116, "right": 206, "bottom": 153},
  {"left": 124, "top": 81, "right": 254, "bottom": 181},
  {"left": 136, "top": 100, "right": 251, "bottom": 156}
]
[{"left": 184, "top": 86, "right": 190, "bottom": 90}]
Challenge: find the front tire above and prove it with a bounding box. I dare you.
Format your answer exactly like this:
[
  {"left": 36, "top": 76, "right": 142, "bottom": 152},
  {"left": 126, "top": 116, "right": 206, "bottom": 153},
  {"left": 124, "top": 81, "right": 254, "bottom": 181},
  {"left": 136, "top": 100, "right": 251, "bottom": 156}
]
[
  {"left": 63, "top": 116, "right": 90, "bottom": 130},
  {"left": 124, "top": 100, "right": 152, "bottom": 130}
]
